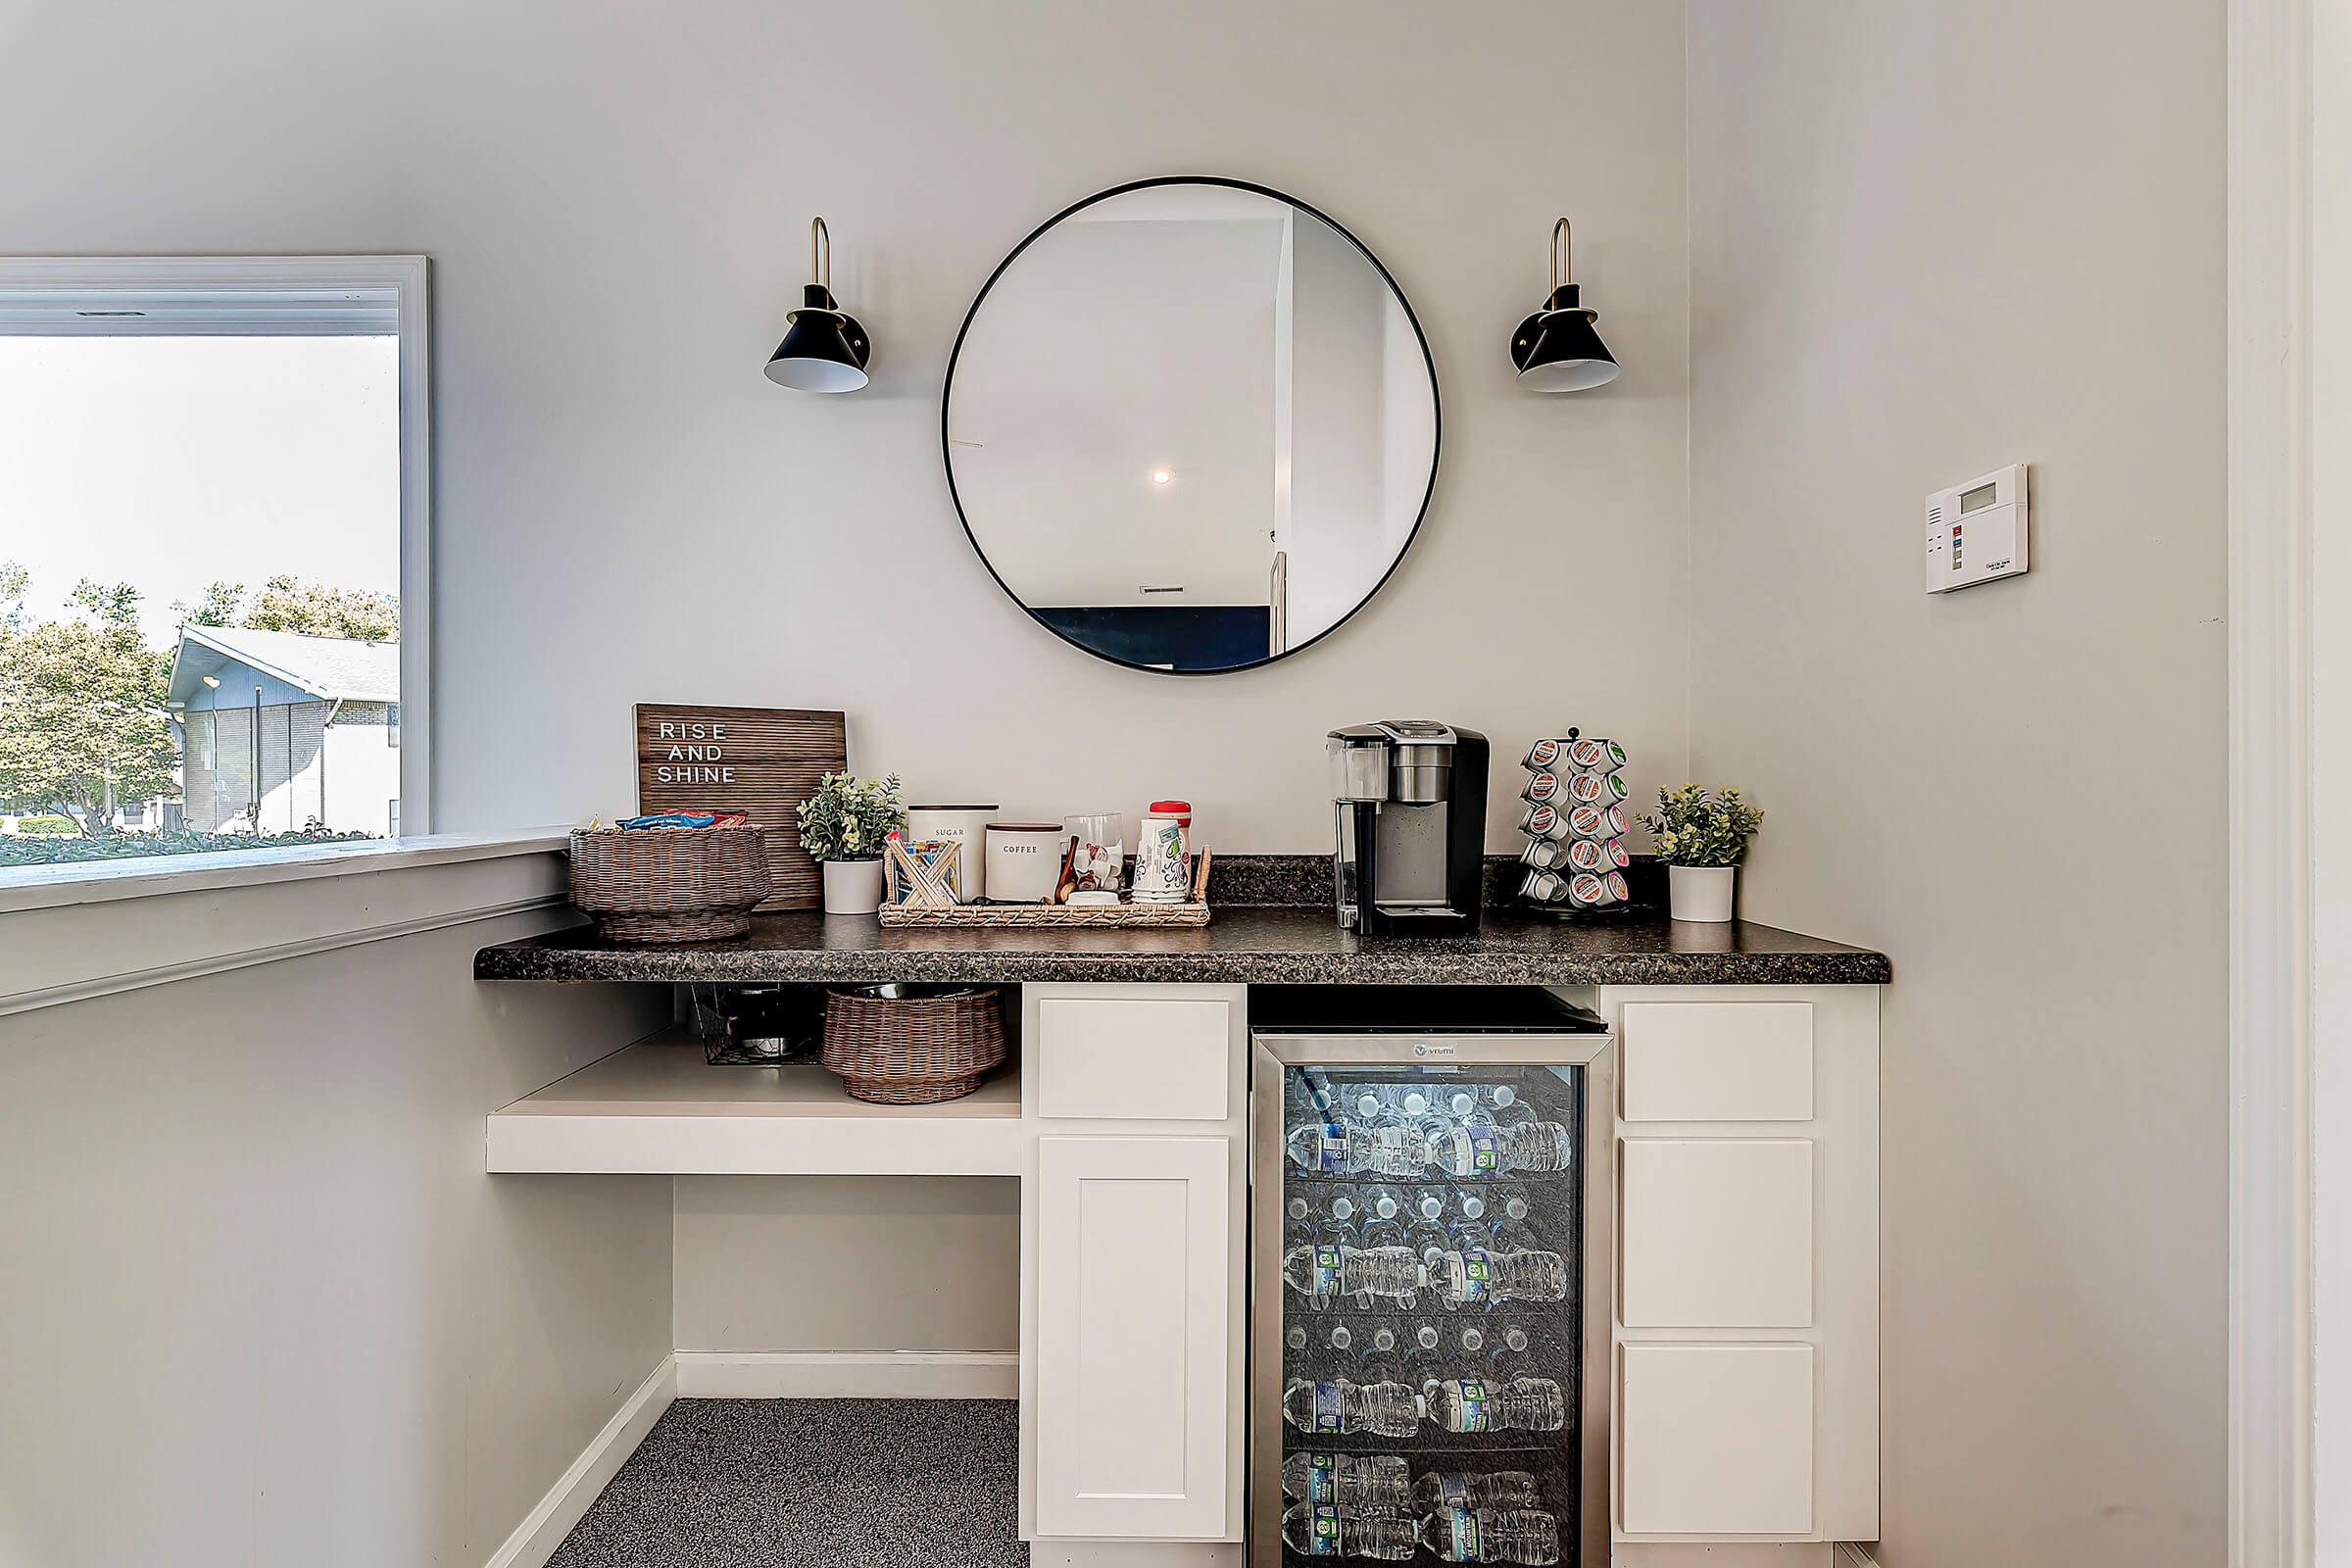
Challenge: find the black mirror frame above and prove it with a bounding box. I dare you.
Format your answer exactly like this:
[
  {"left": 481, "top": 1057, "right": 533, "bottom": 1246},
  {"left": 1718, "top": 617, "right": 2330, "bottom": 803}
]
[{"left": 940, "top": 175, "right": 1443, "bottom": 677}]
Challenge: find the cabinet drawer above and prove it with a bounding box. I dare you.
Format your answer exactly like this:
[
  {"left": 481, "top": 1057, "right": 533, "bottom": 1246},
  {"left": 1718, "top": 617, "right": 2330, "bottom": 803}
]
[
  {"left": 1036, "top": 995, "right": 1233, "bottom": 1120},
  {"left": 1621, "top": 1138, "right": 1813, "bottom": 1327},
  {"left": 1621, "top": 1343, "right": 1814, "bottom": 1536},
  {"left": 1622, "top": 1001, "right": 1814, "bottom": 1122}
]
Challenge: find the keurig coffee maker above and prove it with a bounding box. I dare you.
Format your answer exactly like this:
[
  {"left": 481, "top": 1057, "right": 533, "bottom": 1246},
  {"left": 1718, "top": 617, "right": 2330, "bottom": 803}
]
[{"left": 1326, "top": 720, "right": 1489, "bottom": 936}]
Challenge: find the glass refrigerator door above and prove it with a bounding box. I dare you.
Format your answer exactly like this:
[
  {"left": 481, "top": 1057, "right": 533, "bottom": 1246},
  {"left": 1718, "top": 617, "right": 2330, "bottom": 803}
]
[{"left": 1268, "top": 1060, "right": 1588, "bottom": 1565}]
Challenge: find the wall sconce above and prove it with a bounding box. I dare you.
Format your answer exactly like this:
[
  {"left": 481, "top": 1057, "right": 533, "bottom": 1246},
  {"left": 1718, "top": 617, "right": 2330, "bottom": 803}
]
[
  {"left": 764, "top": 217, "right": 871, "bottom": 393},
  {"left": 1511, "top": 218, "right": 1618, "bottom": 392}
]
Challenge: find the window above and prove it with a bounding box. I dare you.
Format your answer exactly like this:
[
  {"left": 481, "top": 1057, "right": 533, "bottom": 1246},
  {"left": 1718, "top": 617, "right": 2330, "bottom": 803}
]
[{"left": 0, "top": 257, "right": 428, "bottom": 870}]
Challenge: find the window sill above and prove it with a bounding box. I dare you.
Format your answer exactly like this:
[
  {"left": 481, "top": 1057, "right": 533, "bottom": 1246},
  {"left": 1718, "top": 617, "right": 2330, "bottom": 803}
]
[
  {"left": 0, "top": 829, "right": 570, "bottom": 915},
  {"left": 1, "top": 830, "right": 581, "bottom": 1017}
]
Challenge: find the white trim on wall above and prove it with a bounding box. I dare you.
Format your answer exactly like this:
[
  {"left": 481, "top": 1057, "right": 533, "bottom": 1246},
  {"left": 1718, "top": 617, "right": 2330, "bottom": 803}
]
[
  {"left": 672, "top": 1349, "right": 1021, "bottom": 1401},
  {"left": 483, "top": 1356, "right": 676, "bottom": 1568},
  {"left": 2228, "top": 0, "right": 2316, "bottom": 1565},
  {"left": 0, "top": 253, "right": 434, "bottom": 835}
]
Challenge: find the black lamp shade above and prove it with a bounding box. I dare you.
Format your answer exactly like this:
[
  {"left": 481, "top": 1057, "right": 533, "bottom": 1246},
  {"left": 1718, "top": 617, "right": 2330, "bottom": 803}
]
[
  {"left": 1512, "top": 283, "right": 1619, "bottom": 392},
  {"left": 765, "top": 283, "right": 871, "bottom": 393}
]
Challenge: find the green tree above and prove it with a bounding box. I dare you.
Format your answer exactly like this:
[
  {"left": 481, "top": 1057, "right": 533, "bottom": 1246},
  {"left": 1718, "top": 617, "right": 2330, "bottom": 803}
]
[
  {"left": 0, "top": 566, "right": 176, "bottom": 837},
  {"left": 174, "top": 580, "right": 244, "bottom": 628},
  {"left": 243, "top": 575, "right": 398, "bottom": 640},
  {"left": 172, "top": 575, "right": 399, "bottom": 641}
]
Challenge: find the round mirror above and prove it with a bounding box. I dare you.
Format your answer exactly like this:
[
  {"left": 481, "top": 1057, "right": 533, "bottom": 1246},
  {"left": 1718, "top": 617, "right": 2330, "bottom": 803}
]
[{"left": 944, "top": 178, "right": 1440, "bottom": 674}]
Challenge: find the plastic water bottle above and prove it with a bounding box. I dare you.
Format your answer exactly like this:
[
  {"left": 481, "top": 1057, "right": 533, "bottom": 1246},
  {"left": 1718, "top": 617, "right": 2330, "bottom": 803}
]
[
  {"left": 1458, "top": 1326, "right": 1487, "bottom": 1356},
  {"left": 1283, "top": 1245, "right": 1427, "bottom": 1310},
  {"left": 1427, "top": 1249, "right": 1571, "bottom": 1309},
  {"left": 1434, "top": 1083, "right": 1520, "bottom": 1122},
  {"left": 1359, "top": 1084, "right": 1428, "bottom": 1121},
  {"left": 1286, "top": 1324, "right": 1309, "bottom": 1352},
  {"left": 1419, "top": 1506, "right": 1562, "bottom": 1564},
  {"left": 1426, "top": 1121, "right": 1574, "bottom": 1179},
  {"left": 1489, "top": 1325, "right": 1531, "bottom": 1369},
  {"left": 1422, "top": 1375, "right": 1566, "bottom": 1434},
  {"left": 1283, "top": 1377, "right": 1423, "bottom": 1438},
  {"left": 1281, "top": 1502, "right": 1419, "bottom": 1559},
  {"left": 1298, "top": 1066, "right": 1338, "bottom": 1113},
  {"left": 1282, "top": 1449, "right": 1411, "bottom": 1507},
  {"left": 1410, "top": 1469, "right": 1544, "bottom": 1511},
  {"left": 1289, "top": 1120, "right": 1428, "bottom": 1178}
]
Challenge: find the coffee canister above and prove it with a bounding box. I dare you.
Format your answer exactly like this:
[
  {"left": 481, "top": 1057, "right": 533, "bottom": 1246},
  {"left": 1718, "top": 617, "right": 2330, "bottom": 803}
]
[
  {"left": 984, "top": 822, "right": 1062, "bottom": 904},
  {"left": 906, "top": 805, "right": 999, "bottom": 902}
]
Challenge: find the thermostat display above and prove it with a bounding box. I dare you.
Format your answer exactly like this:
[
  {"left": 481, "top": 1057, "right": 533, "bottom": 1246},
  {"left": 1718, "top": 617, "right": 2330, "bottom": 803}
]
[{"left": 1926, "top": 464, "right": 2029, "bottom": 593}]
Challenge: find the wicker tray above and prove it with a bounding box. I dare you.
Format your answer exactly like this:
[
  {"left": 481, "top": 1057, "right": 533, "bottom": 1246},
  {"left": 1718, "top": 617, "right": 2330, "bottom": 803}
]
[
  {"left": 822, "top": 984, "right": 1006, "bottom": 1103},
  {"left": 879, "top": 850, "right": 1212, "bottom": 927},
  {"left": 877, "top": 900, "right": 1210, "bottom": 928},
  {"left": 568, "top": 825, "right": 772, "bottom": 943}
]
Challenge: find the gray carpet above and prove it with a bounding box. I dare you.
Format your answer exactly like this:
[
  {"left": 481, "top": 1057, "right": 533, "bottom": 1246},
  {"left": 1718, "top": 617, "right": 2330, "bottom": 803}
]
[{"left": 546, "top": 1397, "right": 1028, "bottom": 1568}]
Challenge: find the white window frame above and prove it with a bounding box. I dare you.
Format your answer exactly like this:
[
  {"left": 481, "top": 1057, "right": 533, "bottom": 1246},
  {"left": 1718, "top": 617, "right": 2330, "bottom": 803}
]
[{"left": 0, "top": 254, "right": 432, "bottom": 835}]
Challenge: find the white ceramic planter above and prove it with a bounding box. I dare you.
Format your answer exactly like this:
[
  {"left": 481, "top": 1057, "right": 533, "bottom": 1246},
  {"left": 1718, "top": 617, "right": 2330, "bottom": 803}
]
[
  {"left": 1668, "top": 864, "right": 1737, "bottom": 923},
  {"left": 821, "top": 858, "right": 886, "bottom": 916}
]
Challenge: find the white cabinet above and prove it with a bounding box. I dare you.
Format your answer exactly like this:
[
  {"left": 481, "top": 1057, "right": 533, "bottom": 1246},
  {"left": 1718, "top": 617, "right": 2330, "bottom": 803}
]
[
  {"left": 1620, "top": 1138, "right": 1814, "bottom": 1328},
  {"left": 1601, "top": 983, "right": 1879, "bottom": 1549},
  {"left": 1020, "top": 984, "right": 1249, "bottom": 1550},
  {"left": 1032, "top": 1136, "right": 1232, "bottom": 1539},
  {"left": 1620, "top": 1344, "right": 1816, "bottom": 1535}
]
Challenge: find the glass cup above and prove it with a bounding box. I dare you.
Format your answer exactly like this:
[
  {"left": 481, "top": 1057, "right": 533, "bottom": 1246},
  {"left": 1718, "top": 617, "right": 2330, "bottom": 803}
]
[{"left": 1063, "top": 812, "right": 1125, "bottom": 893}]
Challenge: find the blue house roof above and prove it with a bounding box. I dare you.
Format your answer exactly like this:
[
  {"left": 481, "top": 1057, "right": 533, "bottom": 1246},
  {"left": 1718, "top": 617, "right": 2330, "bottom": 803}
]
[{"left": 166, "top": 625, "right": 400, "bottom": 712}]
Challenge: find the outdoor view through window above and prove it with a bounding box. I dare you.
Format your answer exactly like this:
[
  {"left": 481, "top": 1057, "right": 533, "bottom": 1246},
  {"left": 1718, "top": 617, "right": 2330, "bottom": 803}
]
[{"left": 0, "top": 334, "right": 401, "bottom": 867}]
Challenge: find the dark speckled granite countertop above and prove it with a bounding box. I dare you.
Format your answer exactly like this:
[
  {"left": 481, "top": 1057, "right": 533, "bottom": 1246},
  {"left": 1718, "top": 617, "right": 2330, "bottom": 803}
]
[{"left": 474, "top": 906, "right": 1888, "bottom": 987}]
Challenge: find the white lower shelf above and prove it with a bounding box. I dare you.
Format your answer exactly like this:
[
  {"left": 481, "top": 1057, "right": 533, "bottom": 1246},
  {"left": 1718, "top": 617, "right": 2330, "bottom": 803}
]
[{"left": 487, "top": 1034, "right": 1024, "bottom": 1176}]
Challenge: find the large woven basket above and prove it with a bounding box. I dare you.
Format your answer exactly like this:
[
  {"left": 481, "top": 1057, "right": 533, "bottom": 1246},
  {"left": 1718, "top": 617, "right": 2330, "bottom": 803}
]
[
  {"left": 568, "top": 826, "right": 772, "bottom": 943},
  {"left": 822, "top": 984, "right": 1006, "bottom": 1104}
]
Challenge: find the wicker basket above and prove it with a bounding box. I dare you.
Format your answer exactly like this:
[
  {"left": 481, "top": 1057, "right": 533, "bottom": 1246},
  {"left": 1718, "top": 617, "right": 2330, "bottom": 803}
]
[
  {"left": 822, "top": 984, "right": 1006, "bottom": 1104},
  {"left": 568, "top": 826, "right": 772, "bottom": 943}
]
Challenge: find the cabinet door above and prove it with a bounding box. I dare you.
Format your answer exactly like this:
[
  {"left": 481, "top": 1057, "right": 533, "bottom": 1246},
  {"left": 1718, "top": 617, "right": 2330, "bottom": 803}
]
[
  {"left": 1620, "top": 1343, "right": 1815, "bottom": 1536},
  {"left": 1033, "top": 1136, "right": 1231, "bottom": 1539}
]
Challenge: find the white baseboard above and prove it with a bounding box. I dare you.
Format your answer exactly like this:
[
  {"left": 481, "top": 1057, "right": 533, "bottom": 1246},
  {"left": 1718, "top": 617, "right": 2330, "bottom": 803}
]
[
  {"left": 484, "top": 1355, "right": 676, "bottom": 1568},
  {"left": 674, "top": 1348, "right": 1021, "bottom": 1399}
]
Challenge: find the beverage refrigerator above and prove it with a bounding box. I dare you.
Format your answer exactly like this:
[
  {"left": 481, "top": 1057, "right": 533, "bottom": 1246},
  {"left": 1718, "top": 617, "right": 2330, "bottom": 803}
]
[{"left": 1250, "top": 990, "right": 1613, "bottom": 1566}]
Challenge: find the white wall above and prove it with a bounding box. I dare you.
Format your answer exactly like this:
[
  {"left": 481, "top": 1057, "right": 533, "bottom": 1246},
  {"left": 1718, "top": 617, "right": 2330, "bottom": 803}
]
[
  {"left": 673, "top": 1176, "right": 1019, "bottom": 1353},
  {"left": 1686, "top": 5, "right": 2227, "bottom": 1564},
  {"left": 0, "top": 904, "right": 670, "bottom": 1567},
  {"left": 0, "top": 0, "right": 1691, "bottom": 850}
]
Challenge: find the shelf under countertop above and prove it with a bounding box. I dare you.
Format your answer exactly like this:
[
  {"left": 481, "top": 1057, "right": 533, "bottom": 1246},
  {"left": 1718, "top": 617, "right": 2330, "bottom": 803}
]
[
  {"left": 473, "top": 905, "right": 1890, "bottom": 988},
  {"left": 487, "top": 1031, "right": 1024, "bottom": 1176}
]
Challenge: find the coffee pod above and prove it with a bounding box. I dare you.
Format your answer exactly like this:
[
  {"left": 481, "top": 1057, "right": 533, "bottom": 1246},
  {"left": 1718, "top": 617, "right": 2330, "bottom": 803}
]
[
  {"left": 1520, "top": 804, "right": 1574, "bottom": 842},
  {"left": 1567, "top": 838, "right": 1605, "bottom": 872},
  {"left": 1566, "top": 771, "right": 1608, "bottom": 804},
  {"left": 1523, "top": 737, "right": 1569, "bottom": 770},
  {"left": 1605, "top": 869, "right": 1632, "bottom": 902},
  {"left": 1567, "top": 871, "right": 1608, "bottom": 905},
  {"left": 1521, "top": 870, "right": 1572, "bottom": 904},
  {"left": 1522, "top": 771, "right": 1565, "bottom": 806},
  {"left": 1521, "top": 838, "right": 1574, "bottom": 871},
  {"left": 1568, "top": 736, "right": 1628, "bottom": 771}
]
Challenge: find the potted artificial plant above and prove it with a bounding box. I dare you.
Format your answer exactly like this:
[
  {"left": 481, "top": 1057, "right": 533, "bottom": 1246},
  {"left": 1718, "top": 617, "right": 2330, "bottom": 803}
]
[
  {"left": 1641, "top": 785, "right": 1764, "bottom": 923},
  {"left": 796, "top": 771, "right": 906, "bottom": 915}
]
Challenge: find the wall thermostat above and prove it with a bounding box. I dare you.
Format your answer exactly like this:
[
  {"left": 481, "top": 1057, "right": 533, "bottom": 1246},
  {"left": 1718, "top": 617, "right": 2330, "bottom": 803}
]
[{"left": 1925, "top": 463, "right": 2029, "bottom": 593}]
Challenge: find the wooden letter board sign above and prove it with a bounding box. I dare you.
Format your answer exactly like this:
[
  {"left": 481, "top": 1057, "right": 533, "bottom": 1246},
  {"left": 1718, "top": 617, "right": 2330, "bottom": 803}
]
[{"left": 634, "top": 704, "right": 847, "bottom": 912}]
